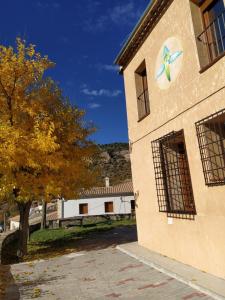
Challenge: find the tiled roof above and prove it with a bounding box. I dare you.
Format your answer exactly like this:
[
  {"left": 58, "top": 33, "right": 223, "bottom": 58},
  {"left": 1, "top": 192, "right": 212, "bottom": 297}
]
[
  {"left": 47, "top": 211, "right": 58, "bottom": 221},
  {"left": 10, "top": 211, "right": 58, "bottom": 223},
  {"left": 80, "top": 181, "right": 133, "bottom": 198},
  {"left": 9, "top": 215, "right": 20, "bottom": 222}
]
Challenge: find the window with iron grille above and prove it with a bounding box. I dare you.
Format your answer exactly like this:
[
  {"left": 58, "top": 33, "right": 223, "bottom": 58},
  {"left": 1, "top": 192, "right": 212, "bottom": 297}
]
[
  {"left": 135, "top": 61, "right": 150, "bottom": 121},
  {"left": 195, "top": 109, "right": 225, "bottom": 186},
  {"left": 190, "top": 0, "right": 225, "bottom": 70},
  {"left": 151, "top": 130, "right": 196, "bottom": 214}
]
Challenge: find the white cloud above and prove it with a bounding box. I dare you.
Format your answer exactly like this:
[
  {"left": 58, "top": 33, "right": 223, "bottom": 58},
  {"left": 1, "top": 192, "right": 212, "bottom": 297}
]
[
  {"left": 82, "top": 88, "right": 122, "bottom": 98},
  {"left": 97, "top": 64, "right": 120, "bottom": 72},
  {"left": 110, "top": 2, "right": 141, "bottom": 26},
  {"left": 36, "top": 1, "right": 60, "bottom": 9},
  {"left": 83, "top": 1, "right": 143, "bottom": 32},
  {"left": 88, "top": 103, "right": 101, "bottom": 109}
]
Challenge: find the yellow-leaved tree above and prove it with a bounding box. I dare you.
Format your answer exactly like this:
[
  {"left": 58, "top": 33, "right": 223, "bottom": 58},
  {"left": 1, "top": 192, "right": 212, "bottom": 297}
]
[{"left": 0, "top": 39, "right": 99, "bottom": 257}]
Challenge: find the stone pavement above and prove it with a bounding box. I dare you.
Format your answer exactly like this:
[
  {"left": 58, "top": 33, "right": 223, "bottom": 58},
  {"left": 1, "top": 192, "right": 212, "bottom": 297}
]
[
  {"left": 117, "top": 242, "right": 225, "bottom": 300},
  {"left": 5, "top": 247, "right": 213, "bottom": 300}
]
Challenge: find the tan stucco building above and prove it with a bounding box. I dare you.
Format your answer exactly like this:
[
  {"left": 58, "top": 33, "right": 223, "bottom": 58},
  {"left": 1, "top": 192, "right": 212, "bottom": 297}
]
[{"left": 115, "top": 0, "right": 225, "bottom": 279}]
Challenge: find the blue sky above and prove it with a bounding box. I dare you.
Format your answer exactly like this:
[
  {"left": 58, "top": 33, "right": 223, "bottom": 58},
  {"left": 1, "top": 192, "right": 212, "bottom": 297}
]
[{"left": 1, "top": 0, "right": 149, "bottom": 144}]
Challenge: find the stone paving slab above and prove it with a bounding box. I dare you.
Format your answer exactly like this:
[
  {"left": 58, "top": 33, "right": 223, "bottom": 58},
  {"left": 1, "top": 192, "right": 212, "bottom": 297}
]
[
  {"left": 6, "top": 247, "right": 214, "bottom": 300},
  {"left": 117, "top": 242, "right": 225, "bottom": 300}
]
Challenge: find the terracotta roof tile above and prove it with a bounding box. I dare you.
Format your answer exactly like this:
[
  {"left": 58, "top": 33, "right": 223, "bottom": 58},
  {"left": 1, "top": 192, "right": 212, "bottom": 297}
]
[
  {"left": 47, "top": 211, "right": 58, "bottom": 221},
  {"left": 80, "top": 181, "right": 133, "bottom": 198}
]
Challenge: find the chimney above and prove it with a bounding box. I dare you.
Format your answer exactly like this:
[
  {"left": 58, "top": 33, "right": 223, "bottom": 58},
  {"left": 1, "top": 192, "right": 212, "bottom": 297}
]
[{"left": 105, "top": 177, "right": 110, "bottom": 188}]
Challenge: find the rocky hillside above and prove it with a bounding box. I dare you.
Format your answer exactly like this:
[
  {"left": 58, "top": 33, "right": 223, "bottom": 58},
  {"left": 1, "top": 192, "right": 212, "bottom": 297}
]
[{"left": 97, "top": 143, "right": 132, "bottom": 186}]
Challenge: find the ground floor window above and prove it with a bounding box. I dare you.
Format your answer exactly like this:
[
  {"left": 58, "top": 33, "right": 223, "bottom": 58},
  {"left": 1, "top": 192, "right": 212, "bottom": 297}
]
[
  {"left": 130, "top": 200, "right": 136, "bottom": 211},
  {"left": 151, "top": 130, "right": 196, "bottom": 215},
  {"left": 196, "top": 108, "right": 225, "bottom": 186},
  {"left": 79, "top": 203, "right": 88, "bottom": 215},
  {"left": 104, "top": 201, "right": 114, "bottom": 213}
]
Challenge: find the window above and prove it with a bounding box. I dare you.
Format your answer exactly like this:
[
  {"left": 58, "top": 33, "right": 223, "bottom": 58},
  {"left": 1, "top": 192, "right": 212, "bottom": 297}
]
[
  {"left": 131, "top": 200, "right": 136, "bottom": 211},
  {"left": 79, "top": 203, "right": 88, "bottom": 215},
  {"left": 190, "top": 0, "right": 225, "bottom": 69},
  {"left": 135, "top": 61, "right": 150, "bottom": 121},
  {"left": 151, "top": 130, "right": 196, "bottom": 215},
  {"left": 104, "top": 201, "right": 114, "bottom": 213},
  {"left": 196, "top": 109, "right": 225, "bottom": 185}
]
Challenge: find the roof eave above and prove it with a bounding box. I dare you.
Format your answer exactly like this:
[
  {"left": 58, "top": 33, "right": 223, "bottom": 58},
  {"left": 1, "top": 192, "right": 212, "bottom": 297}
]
[
  {"left": 114, "top": 0, "right": 157, "bottom": 66},
  {"left": 114, "top": 0, "right": 174, "bottom": 68}
]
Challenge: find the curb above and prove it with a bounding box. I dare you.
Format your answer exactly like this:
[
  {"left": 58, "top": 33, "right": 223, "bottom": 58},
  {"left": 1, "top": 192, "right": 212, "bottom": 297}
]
[{"left": 116, "top": 245, "right": 225, "bottom": 300}]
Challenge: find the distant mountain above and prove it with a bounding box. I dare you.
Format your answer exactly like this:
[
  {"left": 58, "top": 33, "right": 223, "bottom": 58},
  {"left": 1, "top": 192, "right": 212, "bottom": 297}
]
[{"left": 97, "top": 143, "right": 132, "bottom": 186}]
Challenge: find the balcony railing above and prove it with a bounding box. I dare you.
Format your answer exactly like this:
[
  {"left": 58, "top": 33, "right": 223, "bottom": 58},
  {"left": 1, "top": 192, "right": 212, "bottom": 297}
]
[
  {"left": 137, "top": 89, "right": 150, "bottom": 121},
  {"left": 197, "top": 10, "right": 225, "bottom": 69}
]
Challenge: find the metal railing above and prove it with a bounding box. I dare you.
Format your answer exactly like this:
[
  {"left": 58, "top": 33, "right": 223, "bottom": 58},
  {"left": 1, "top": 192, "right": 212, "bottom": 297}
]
[
  {"left": 195, "top": 108, "right": 225, "bottom": 186},
  {"left": 151, "top": 130, "right": 196, "bottom": 216},
  {"left": 137, "top": 89, "right": 150, "bottom": 120},
  {"left": 197, "top": 10, "right": 225, "bottom": 67}
]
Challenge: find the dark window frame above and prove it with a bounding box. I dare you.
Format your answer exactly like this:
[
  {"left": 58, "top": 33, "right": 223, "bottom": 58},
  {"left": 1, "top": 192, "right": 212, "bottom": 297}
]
[
  {"left": 104, "top": 201, "right": 114, "bottom": 213},
  {"left": 194, "top": 0, "right": 225, "bottom": 70},
  {"left": 79, "top": 203, "right": 88, "bottom": 215},
  {"left": 135, "top": 61, "right": 150, "bottom": 122},
  {"left": 195, "top": 108, "right": 225, "bottom": 186},
  {"left": 151, "top": 130, "right": 196, "bottom": 216},
  {"left": 130, "top": 200, "right": 136, "bottom": 211}
]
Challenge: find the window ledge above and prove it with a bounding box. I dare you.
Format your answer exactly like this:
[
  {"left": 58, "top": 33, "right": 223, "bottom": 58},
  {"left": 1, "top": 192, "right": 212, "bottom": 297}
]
[
  {"left": 199, "top": 52, "right": 225, "bottom": 74},
  {"left": 138, "top": 112, "right": 150, "bottom": 122}
]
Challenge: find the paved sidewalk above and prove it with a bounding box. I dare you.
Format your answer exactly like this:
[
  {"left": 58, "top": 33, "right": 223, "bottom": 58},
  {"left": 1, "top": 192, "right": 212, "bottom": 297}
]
[
  {"left": 117, "top": 242, "right": 225, "bottom": 300},
  {"left": 6, "top": 247, "right": 214, "bottom": 300}
]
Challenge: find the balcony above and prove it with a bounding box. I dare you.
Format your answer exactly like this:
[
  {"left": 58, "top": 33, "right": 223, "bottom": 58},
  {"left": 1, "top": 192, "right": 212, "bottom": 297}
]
[{"left": 197, "top": 10, "right": 225, "bottom": 71}]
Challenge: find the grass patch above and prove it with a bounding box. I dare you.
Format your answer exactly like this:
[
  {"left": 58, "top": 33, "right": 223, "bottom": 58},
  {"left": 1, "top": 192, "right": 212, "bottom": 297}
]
[{"left": 25, "top": 219, "right": 136, "bottom": 261}]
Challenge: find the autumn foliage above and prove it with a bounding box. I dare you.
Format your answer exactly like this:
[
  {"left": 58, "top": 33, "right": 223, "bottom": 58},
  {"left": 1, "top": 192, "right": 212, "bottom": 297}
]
[{"left": 0, "top": 39, "right": 99, "bottom": 257}]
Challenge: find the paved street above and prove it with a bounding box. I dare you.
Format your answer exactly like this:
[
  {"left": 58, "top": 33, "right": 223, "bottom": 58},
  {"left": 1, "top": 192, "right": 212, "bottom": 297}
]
[{"left": 4, "top": 227, "right": 213, "bottom": 300}]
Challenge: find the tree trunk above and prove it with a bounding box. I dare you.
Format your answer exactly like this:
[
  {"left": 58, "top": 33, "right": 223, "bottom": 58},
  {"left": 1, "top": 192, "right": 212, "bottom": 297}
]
[
  {"left": 41, "top": 200, "right": 47, "bottom": 230},
  {"left": 17, "top": 201, "right": 32, "bottom": 259}
]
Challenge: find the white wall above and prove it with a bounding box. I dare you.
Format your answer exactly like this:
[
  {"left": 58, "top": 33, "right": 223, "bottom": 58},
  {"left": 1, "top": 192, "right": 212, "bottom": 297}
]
[
  {"left": 10, "top": 221, "right": 19, "bottom": 231},
  {"left": 61, "top": 195, "right": 134, "bottom": 218}
]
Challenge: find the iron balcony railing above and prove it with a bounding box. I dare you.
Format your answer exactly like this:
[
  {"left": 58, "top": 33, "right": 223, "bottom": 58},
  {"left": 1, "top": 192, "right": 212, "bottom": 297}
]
[
  {"left": 137, "top": 88, "right": 150, "bottom": 120},
  {"left": 197, "top": 10, "right": 225, "bottom": 67}
]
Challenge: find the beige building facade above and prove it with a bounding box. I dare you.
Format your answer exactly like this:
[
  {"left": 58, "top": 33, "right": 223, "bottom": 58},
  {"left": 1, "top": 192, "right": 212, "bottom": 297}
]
[{"left": 115, "top": 0, "right": 225, "bottom": 279}]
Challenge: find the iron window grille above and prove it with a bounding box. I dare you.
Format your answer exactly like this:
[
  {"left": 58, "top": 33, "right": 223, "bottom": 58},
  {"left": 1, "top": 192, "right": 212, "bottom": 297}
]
[
  {"left": 151, "top": 130, "right": 196, "bottom": 215},
  {"left": 195, "top": 108, "right": 225, "bottom": 186},
  {"left": 197, "top": 7, "right": 225, "bottom": 68}
]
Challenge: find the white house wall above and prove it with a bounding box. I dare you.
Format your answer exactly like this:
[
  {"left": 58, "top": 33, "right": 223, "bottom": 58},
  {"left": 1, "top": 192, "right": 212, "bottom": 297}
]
[
  {"left": 10, "top": 221, "right": 20, "bottom": 231},
  {"left": 61, "top": 196, "right": 134, "bottom": 218}
]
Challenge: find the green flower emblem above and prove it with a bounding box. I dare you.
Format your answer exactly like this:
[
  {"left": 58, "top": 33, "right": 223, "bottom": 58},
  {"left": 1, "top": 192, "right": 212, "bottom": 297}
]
[{"left": 156, "top": 46, "right": 183, "bottom": 82}]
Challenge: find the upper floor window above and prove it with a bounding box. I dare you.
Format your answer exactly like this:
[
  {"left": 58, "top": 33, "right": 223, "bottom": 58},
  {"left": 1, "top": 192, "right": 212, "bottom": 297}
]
[
  {"left": 195, "top": 109, "right": 225, "bottom": 186},
  {"left": 135, "top": 61, "right": 150, "bottom": 121},
  {"left": 190, "top": 0, "right": 225, "bottom": 70}
]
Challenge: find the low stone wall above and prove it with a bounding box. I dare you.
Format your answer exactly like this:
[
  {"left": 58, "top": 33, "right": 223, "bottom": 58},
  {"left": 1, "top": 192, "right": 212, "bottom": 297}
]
[
  {"left": 58, "top": 213, "right": 136, "bottom": 228},
  {"left": 0, "top": 230, "right": 19, "bottom": 264},
  {"left": 0, "top": 222, "right": 41, "bottom": 264}
]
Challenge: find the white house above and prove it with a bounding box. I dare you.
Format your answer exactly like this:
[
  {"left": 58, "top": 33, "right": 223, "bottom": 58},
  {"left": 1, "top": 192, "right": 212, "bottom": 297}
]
[{"left": 58, "top": 180, "right": 135, "bottom": 219}]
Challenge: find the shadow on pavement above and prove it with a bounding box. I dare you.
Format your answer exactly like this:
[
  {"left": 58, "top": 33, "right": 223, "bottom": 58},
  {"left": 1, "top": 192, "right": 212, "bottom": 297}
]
[
  {"left": 0, "top": 264, "right": 20, "bottom": 300},
  {"left": 26, "top": 225, "right": 137, "bottom": 261}
]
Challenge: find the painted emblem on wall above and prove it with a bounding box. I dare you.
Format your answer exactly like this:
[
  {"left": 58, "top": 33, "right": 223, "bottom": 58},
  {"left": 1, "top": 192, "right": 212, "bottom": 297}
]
[{"left": 155, "top": 37, "right": 183, "bottom": 90}]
